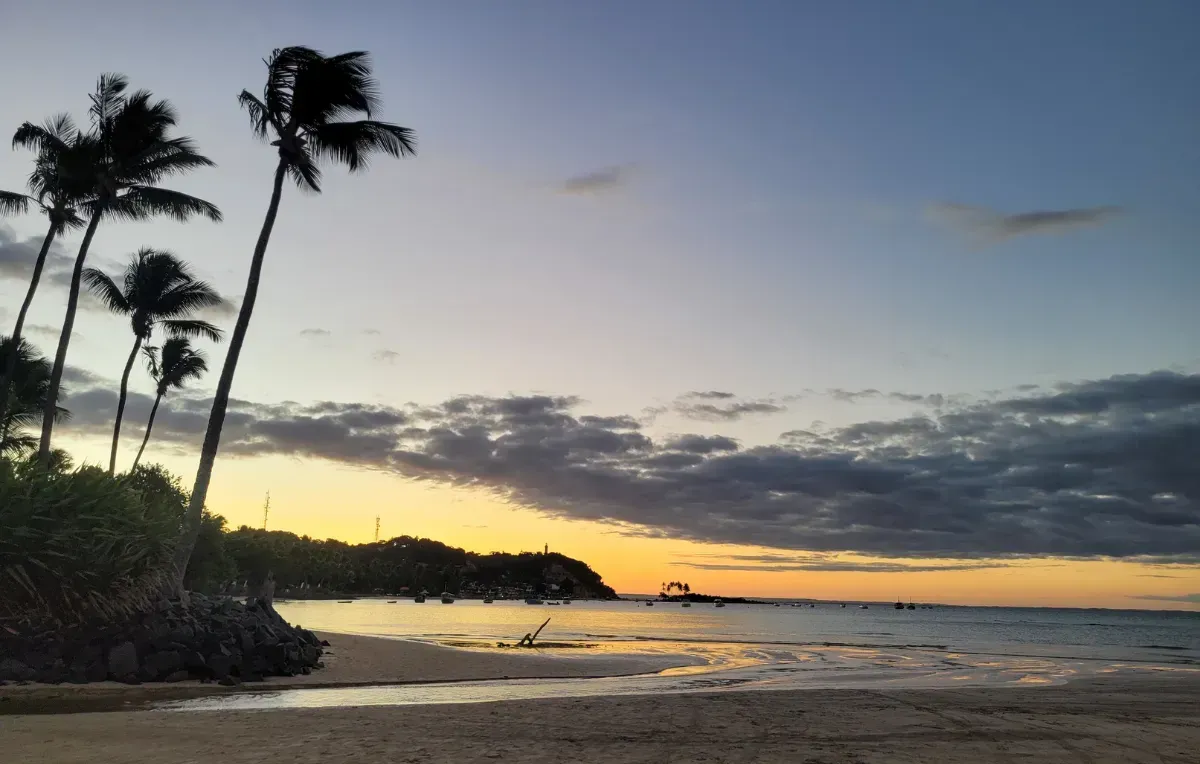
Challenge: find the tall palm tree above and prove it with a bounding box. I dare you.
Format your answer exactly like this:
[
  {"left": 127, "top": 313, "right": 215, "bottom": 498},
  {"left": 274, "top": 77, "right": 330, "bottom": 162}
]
[
  {"left": 130, "top": 337, "right": 208, "bottom": 471},
  {"left": 84, "top": 249, "right": 222, "bottom": 473},
  {"left": 23, "top": 74, "right": 222, "bottom": 465},
  {"left": 0, "top": 337, "right": 68, "bottom": 458},
  {"left": 172, "top": 47, "right": 415, "bottom": 590},
  {"left": 0, "top": 115, "right": 90, "bottom": 450}
]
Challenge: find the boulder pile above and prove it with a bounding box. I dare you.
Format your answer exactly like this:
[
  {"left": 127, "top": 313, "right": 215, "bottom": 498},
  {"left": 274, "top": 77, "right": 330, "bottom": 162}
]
[{"left": 0, "top": 594, "right": 325, "bottom": 686}]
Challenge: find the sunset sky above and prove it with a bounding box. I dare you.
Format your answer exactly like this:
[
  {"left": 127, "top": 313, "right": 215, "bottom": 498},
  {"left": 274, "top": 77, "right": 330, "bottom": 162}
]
[{"left": 1, "top": 1, "right": 1198, "bottom": 609}]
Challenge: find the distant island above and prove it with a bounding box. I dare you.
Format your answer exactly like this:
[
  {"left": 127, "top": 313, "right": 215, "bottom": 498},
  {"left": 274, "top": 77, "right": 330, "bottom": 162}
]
[{"left": 189, "top": 514, "right": 618, "bottom": 600}]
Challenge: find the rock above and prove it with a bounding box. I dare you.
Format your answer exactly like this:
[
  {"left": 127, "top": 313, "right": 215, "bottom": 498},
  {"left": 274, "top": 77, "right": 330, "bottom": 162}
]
[
  {"left": 107, "top": 642, "right": 139, "bottom": 679},
  {"left": 143, "top": 650, "right": 183, "bottom": 680},
  {"left": 208, "top": 654, "right": 234, "bottom": 680},
  {"left": 84, "top": 661, "right": 108, "bottom": 683},
  {"left": 181, "top": 650, "right": 206, "bottom": 671},
  {"left": 0, "top": 659, "right": 36, "bottom": 682},
  {"left": 320, "top": 639, "right": 331, "bottom": 647},
  {"left": 217, "top": 675, "right": 241, "bottom": 687},
  {"left": 163, "top": 670, "right": 190, "bottom": 683}
]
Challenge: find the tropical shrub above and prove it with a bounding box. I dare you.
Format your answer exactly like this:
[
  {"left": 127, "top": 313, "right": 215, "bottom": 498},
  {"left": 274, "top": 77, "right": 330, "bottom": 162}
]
[{"left": 0, "top": 459, "right": 185, "bottom": 625}]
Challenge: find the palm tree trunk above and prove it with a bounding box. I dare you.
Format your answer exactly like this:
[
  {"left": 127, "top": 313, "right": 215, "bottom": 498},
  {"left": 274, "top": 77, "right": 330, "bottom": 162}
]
[
  {"left": 130, "top": 391, "right": 162, "bottom": 471},
  {"left": 108, "top": 335, "right": 143, "bottom": 474},
  {"left": 0, "top": 224, "right": 58, "bottom": 452},
  {"left": 38, "top": 209, "right": 103, "bottom": 465},
  {"left": 171, "top": 159, "right": 288, "bottom": 590}
]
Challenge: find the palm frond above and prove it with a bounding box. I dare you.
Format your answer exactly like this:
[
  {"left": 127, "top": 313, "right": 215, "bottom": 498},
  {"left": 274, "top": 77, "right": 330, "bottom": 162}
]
[
  {"left": 81, "top": 268, "right": 131, "bottom": 315},
  {"left": 107, "top": 186, "right": 223, "bottom": 223},
  {"left": 0, "top": 191, "right": 31, "bottom": 216},
  {"left": 291, "top": 50, "right": 380, "bottom": 125},
  {"left": 237, "top": 90, "right": 272, "bottom": 140},
  {"left": 123, "top": 136, "right": 216, "bottom": 185},
  {"left": 156, "top": 337, "right": 208, "bottom": 392},
  {"left": 286, "top": 159, "right": 323, "bottom": 193},
  {"left": 309, "top": 120, "right": 416, "bottom": 172},
  {"left": 142, "top": 345, "right": 161, "bottom": 380},
  {"left": 161, "top": 319, "right": 223, "bottom": 343}
]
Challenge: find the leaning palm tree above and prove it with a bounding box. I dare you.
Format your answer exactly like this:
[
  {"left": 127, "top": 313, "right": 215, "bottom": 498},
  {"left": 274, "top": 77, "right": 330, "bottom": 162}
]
[
  {"left": 0, "top": 115, "right": 90, "bottom": 450},
  {"left": 171, "top": 47, "right": 415, "bottom": 590},
  {"left": 130, "top": 337, "right": 208, "bottom": 471},
  {"left": 84, "top": 249, "right": 222, "bottom": 473},
  {"left": 21, "top": 74, "right": 222, "bottom": 465},
  {"left": 0, "top": 337, "right": 68, "bottom": 458}
]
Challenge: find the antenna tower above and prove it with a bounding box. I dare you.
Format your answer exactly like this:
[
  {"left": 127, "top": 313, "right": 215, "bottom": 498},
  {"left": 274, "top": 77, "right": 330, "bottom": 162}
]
[
  {"left": 262, "top": 491, "right": 270, "bottom": 530},
  {"left": 375, "top": 516, "right": 381, "bottom": 542}
]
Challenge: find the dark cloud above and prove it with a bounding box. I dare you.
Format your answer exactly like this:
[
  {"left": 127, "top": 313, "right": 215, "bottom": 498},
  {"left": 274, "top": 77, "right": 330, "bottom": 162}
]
[
  {"left": 198, "top": 295, "right": 239, "bottom": 321},
  {"left": 373, "top": 349, "right": 401, "bottom": 363},
  {"left": 0, "top": 226, "right": 72, "bottom": 284},
  {"left": 671, "top": 554, "right": 1015, "bottom": 574},
  {"left": 827, "top": 388, "right": 948, "bottom": 407},
  {"left": 56, "top": 370, "right": 1200, "bottom": 562},
  {"left": 560, "top": 166, "right": 632, "bottom": 195},
  {"left": 1132, "top": 593, "right": 1200, "bottom": 604},
  {"left": 299, "top": 328, "right": 331, "bottom": 338},
  {"left": 24, "top": 324, "right": 61, "bottom": 340},
  {"left": 674, "top": 393, "right": 787, "bottom": 422},
  {"left": 927, "top": 202, "right": 1122, "bottom": 243}
]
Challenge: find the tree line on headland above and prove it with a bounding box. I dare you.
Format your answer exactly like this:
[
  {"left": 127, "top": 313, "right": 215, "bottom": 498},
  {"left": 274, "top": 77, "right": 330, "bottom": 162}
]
[
  {"left": 0, "top": 46, "right": 416, "bottom": 626},
  {"left": 189, "top": 516, "right": 618, "bottom": 600}
]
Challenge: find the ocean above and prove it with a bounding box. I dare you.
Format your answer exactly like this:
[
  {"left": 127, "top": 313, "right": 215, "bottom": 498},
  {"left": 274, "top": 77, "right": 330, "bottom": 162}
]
[{"left": 161, "top": 598, "right": 1199, "bottom": 711}]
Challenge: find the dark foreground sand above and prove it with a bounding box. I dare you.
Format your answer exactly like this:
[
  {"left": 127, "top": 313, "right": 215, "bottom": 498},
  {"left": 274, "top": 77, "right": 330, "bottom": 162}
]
[{"left": 1, "top": 633, "right": 1197, "bottom": 763}]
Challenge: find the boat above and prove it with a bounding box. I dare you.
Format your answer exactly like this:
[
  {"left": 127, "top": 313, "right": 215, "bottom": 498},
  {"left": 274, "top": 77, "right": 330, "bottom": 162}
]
[
  {"left": 386, "top": 600, "right": 397, "bottom": 604},
  {"left": 859, "top": 604, "right": 868, "bottom": 609},
  {"left": 546, "top": 601, "right": 561, "bottom": 606},
  {"left": 681, "top": 602, "right": 691, "bottom": 607},
  {"left": 440, "top": 592, "right": 455, "bottom": 604},
  {"left": 562, "top": 598, "right": 571, "bottom": 604},
  {"left": 336, "top": 600, "right": 353, "bottom": 604},
  {"left": 714, "top": 599, "right": 725, "bottom": 608},
  {"left": 414, "top": 594, "right": 426, "bottom": 603},
  {"left": 894, "top": 600, "right": 905, "bottom": 610},
  {"left": 483, "top": 598, "right": 494, "bottom": 603},
  {"left": 525, "top": 597, "right": 544, "bottom": 605},
  {"left": 645, "top": 600, "right": 654, "bottom": 606},
  {"left": 906, "top": 602, "right": 916, "bottom": 610},
  {"left": 774, "top": 603, "right": 781, "bottom": 607},
  {"left": 840, "top": 603, "right": 846, "bottom": 608}
]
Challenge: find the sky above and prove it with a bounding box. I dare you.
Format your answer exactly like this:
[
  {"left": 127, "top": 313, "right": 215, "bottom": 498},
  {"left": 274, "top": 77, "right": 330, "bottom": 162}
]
[{"left": 0, "top": 0, "right": 1198, "bottom": 609}]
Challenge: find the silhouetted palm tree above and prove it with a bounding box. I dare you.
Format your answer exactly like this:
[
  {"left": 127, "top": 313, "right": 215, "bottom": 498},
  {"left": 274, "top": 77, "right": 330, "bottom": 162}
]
[
  {"left": 0, "top": 115, "right": 89, "bottom": 449},
  {"left": 131, "top": 337, "right": 208, "bottom": 471},
  {"left": 22, "top": 74, "right": 221, "bottom": 464},
  {"left": 173, "top": 47, "right": 415, "bottom": 589},
  {"left": 84, "top": 249, "right": 222, "bottom": 473},
  {"left": 0, "top": 337, "right": 68, "bottom": 457}
]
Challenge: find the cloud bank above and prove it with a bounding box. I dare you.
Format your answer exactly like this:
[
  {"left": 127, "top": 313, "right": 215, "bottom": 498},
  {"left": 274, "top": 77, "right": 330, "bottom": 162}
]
[
  {"left": 560, "top": 165, "right": 632, "bottom": 195},
  {"left": 55, "top": 369, "right": 1200, "bottom": 562}
]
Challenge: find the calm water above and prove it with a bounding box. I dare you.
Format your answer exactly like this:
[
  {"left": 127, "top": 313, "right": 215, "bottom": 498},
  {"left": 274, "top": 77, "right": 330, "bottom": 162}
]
[
  {"left": 275, "top": 598, "right": 1200, "bottom": 662},
  {"left": 162, "top": 599, "right": 1198, "bottom": 711}
]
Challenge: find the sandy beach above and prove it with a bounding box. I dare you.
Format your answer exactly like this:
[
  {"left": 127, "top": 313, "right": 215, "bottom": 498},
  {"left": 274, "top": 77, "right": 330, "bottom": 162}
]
[{"left": 2, "top": 632, "right": 1198, "bottom": 762}]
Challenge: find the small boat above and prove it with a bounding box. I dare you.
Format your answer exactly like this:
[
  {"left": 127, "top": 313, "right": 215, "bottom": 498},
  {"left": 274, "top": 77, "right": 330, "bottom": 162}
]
[
  {"left": 714, "top": 599, "right": 725, "bottom": 608},
  {"left": 386, "top": 600, "right": 397, "bottom": 604},
  {"left": 645, "top": 601, "right": 654, "bottom": 606},
  {"left": 809, "top": 603, "right": 815, "bottom": 608},
  {"left": 840, "top": 603, "right": 846, "bottom": 608},
  {"left": 546, "top": 601, "right": 561, "bottom": 606},
  {"left": 337, "top": 600, "right": 353, "bottom": 604},
  {"left": 681, "top": 602, "right": 691, "bottom": 607},
  {"left": 774, "top": 603, "right": 781, "bottom": 607},
  {"left": 525, "top": 597, "right": 544, "bottom": 605},
  {"left": 859, "top": 604, "right": 869, "bottom": 609},
  {"left": 414, "top": 594, "right": 426, "bottom": 603},
  {"left": 894, "top": 601, "right": 905, "bottom": 610},
  {"left": 906, "top": 602, "right": 916, "bottom": 610},
  {"left": 440, "top": 592, "right": 455, "bottom": 604},
  {"left": 483, "top": 598, "right": 494, "bottom": 603},
  {"left": 562, "top": 598, "right": 571, "bottom": 604}
]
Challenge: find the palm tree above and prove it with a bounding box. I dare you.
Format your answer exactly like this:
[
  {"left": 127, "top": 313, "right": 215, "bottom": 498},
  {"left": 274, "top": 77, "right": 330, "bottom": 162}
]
[
  {"left": 172, "top": 47, "right": 415, "bottom": 590},
  {"left": 130, "top": 337, "right": 208, "bottom": 471},
  {"left": 0, "top": 337, "right": 68, "bottom": 458},
  {"left": 0, "top": 115, "right": 90, "bottom": 450},
  {"left": 83, "top": 249, "right": 222, "bottom": 473},
  {"left": 22, "top": 74, "right": 222, "bottom": 465}
]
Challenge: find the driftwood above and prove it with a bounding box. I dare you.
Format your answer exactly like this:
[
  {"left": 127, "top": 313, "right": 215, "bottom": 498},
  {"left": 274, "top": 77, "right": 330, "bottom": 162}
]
[{"left": 517, "top": 617, "right": 551, "bottom": 647}]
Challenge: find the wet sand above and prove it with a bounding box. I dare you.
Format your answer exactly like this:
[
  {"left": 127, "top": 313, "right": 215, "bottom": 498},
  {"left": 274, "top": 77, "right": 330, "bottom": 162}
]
[{"left": 3, "top": 675, "right": 1197, "bottom": 763}]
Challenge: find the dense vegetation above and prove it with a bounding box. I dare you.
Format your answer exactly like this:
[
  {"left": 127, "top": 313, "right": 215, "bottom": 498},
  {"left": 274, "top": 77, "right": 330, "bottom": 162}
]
[
  {"left": 192, "top": 522, "right": 618, "bottom": 600},
  {"left": 0, "top": 461, "right": 188, "bottom": 625}
]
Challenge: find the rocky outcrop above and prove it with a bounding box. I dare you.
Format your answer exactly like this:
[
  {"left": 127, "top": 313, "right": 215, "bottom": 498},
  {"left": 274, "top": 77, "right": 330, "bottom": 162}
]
[{"left": 0, "top": 594, "right": 323, "bottom": 685}]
